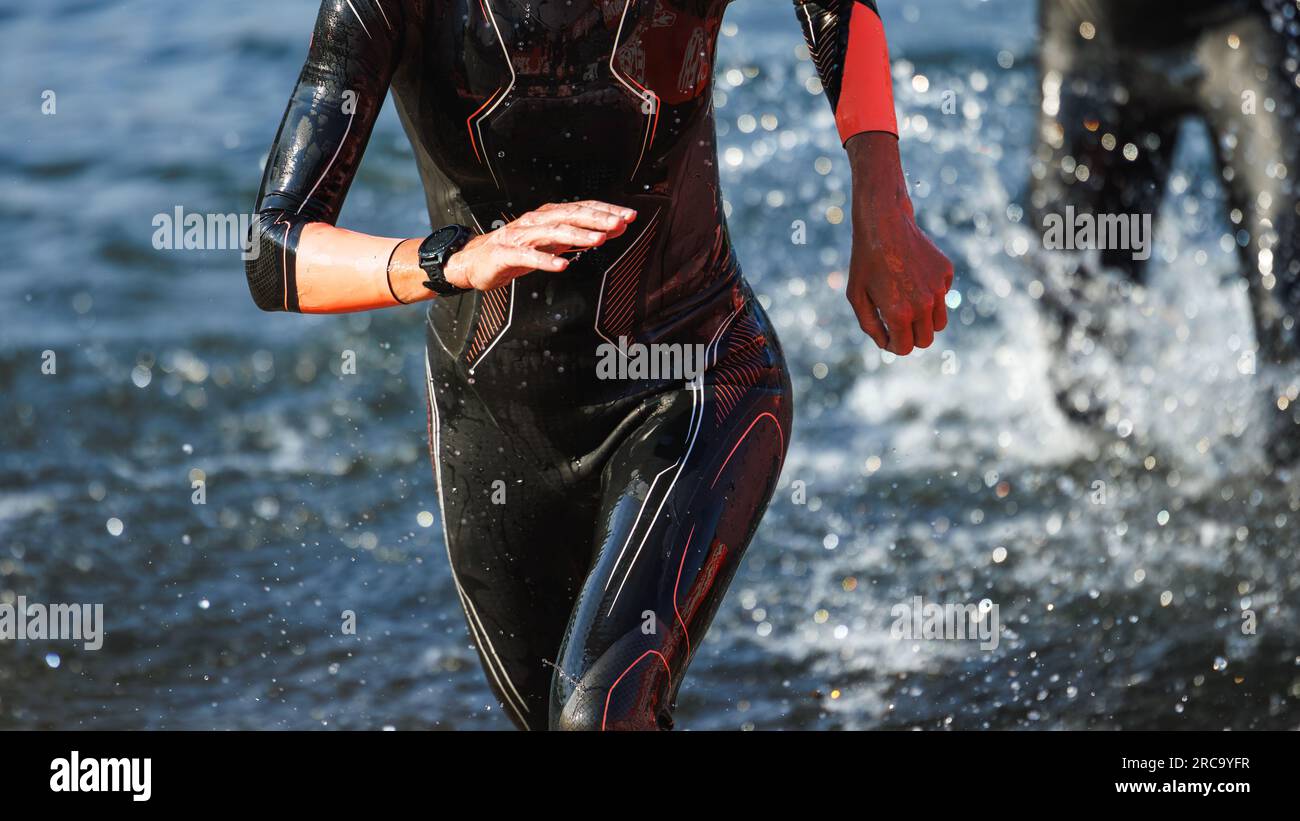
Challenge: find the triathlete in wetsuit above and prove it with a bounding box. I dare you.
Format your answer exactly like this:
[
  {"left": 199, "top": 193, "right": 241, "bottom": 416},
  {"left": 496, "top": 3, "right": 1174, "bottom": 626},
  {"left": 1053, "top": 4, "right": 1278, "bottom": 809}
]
[
  {"left": 1031, "top": 0, "right": 1300, "bottom": 461},
  {"left": 245, "top": 0, "right": 952, "bottom": 730}
]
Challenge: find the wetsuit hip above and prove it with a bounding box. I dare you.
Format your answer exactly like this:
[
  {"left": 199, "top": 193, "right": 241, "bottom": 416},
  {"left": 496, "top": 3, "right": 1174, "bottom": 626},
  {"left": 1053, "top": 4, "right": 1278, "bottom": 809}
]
[{"left": 424, "top": 281, "right": 792, "bottom": 730}]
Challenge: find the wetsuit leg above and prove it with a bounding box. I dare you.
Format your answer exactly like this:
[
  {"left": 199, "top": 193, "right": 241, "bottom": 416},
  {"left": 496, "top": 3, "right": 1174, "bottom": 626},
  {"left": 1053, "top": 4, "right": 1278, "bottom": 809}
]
[
  {"left": 549, "top": 301, "right": 793, "bottom": 731},
  {"left": 1030, "top": 0, "right": 1189, "bottom": 422},
  {"left": 1195, "top": 7, "right": 1300, "bottom": 459},
  {"left": 423, "top": 344, "right": 598, "bottom": 730}
]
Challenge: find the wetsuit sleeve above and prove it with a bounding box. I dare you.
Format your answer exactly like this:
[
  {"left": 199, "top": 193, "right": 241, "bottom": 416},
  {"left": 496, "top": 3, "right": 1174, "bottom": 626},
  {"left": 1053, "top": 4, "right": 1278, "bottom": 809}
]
[
  {"left": 793, "top": 0, "right": 898, "bottom": 144},
  {"left": 245, "top": 0, "right": 403, "bottom": 312}
]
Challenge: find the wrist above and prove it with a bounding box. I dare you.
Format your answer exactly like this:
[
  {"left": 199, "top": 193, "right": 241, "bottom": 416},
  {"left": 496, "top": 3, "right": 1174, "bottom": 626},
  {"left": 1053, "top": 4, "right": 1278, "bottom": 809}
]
[
  {"left": 846, "top": 131, "right": 902, "bottom": 178},
  {"left": 387, "top": 238, "right": 433, "bottom": 304},
  {"left": 442, "top": 248, "right": 472, "bottom": 290},
  {"left": 848, "top": 131, "right": 911, "bottom": 223}
]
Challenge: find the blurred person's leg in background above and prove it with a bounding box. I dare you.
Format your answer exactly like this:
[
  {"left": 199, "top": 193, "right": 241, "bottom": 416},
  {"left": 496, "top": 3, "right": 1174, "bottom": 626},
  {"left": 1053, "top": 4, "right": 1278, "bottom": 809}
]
[
  {"left": 1196, "top": 3, "right": 1300, "bottom": 464},
  {"left": 1029, "top": 0, "right": 1299, "bottom": 462}
]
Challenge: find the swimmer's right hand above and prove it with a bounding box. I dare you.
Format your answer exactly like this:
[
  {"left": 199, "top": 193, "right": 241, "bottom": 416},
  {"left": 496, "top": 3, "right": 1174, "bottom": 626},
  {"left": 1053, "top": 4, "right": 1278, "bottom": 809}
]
[{"left": 444, "top": 200, "right": 638, "bottom": 291}]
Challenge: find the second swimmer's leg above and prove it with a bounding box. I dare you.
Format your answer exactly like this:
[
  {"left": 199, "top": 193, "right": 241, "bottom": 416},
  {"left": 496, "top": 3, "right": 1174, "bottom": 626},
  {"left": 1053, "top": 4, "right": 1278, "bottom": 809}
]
[
  {"left": 1196, "top": 8, "right": 1300, "bottom": 461},
  {"left": 1030, "top": 0, "right": 1185, "bottom": 423},
  {"left": 549, "top": 306, "right": 793, "bottom": 730}
]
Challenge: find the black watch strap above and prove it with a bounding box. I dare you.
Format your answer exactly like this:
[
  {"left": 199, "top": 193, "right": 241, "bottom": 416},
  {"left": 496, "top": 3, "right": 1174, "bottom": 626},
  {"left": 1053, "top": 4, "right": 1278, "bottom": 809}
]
[{"left": 418, "top": 224, "right": 473, "bottom": 296}]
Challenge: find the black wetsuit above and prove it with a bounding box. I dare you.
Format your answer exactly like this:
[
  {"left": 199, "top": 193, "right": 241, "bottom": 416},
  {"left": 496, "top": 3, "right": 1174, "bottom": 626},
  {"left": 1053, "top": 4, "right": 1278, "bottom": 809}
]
[
  {"left": 246, "top": 0, "right": 882, "bottom": 729},
  {"left": 1031, "top": 0, "right": 1300, "bottom": 454}
]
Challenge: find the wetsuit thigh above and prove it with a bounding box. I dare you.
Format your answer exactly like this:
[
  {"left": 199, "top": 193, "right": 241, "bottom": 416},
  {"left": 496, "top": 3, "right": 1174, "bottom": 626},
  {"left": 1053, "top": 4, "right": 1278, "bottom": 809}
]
[
  {"left": 1196, "top": 7, "right": 1300, "bottom": 368},
  {"left": 548, "top": 304, "right": 793, "bottom": 731},
  {"left": 423, "top": 348, "right": 596, "bottom": 730},
  {"left": 1031, "top": 0, "right": 1185, "bottom": 286}
]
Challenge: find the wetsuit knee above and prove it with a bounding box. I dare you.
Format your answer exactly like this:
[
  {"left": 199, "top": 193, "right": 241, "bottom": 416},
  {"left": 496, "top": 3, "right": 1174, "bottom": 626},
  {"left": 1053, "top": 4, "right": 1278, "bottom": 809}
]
[{"left": 550, "top": 625, "right": 677, "bottom": 732}]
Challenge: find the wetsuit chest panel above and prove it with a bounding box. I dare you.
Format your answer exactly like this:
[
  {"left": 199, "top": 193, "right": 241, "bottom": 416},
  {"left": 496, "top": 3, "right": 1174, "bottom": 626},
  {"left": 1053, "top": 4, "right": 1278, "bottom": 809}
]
[{"left": 400, "top": 0, "right": 727, "bottom": 207}]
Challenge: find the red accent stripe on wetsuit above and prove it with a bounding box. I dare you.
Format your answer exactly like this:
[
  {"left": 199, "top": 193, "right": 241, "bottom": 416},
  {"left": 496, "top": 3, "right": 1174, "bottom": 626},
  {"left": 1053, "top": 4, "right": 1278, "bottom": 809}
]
[{"left": 837, "top": 3, "right": 897, "bottom": 142}]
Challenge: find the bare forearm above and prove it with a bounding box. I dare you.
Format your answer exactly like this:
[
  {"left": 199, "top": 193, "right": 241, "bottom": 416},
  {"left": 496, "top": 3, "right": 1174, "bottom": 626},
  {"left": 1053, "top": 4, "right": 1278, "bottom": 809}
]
[
  {"left": 846, "top": 131, "right": 908, "bottom": 216},
  {"left": 295, "top": 225, "right": 428, "bottom": 314},
  {"left": 846, "top": 130, "right": 899, "bottom": 175}
]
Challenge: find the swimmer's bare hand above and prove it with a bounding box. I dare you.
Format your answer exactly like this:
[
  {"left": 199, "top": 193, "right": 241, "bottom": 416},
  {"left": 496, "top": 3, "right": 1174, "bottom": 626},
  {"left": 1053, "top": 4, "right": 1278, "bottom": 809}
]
[
  {"left": 444, "top": 201, "right": 638, "bottom": 291},
  {"left": 845, "top": 132, "right": 954, "bottom": 357}
]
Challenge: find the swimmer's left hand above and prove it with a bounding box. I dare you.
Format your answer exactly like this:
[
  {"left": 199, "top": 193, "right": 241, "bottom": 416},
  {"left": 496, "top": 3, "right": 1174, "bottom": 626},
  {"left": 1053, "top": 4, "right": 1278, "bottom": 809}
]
[{"left": 844, "top": 131, "right": 954, "bottom": 357}]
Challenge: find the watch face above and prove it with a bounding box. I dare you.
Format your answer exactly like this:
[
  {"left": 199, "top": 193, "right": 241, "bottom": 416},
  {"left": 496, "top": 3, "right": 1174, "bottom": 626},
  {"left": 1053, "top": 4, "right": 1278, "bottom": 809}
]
[
  {"left": 429, "top": 225, "right": 459, "bottom": 247},
  {"left": 422, "top": 225, "right": 466, "bottom": 265},
  {"left": 419, "top": 225, "right": 471, "bottom": 295}
]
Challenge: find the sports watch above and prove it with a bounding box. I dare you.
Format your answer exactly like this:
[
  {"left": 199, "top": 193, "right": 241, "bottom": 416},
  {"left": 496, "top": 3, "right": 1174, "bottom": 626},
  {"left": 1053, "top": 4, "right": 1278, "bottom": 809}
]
[{"left": 418, "top": 224, "right": 473, "bottom": 296}]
